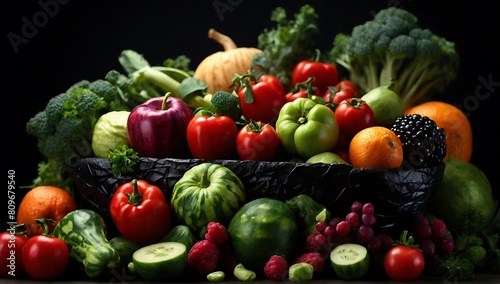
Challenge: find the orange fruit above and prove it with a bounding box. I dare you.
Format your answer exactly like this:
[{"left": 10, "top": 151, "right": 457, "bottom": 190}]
[
  {"left": 349, "top": 126, "right": 403, "bottom": 169},
  {"left": 404, "top": 101, "right": 473, "bottom": 162},
  {"left": 17, "top": 186, "right": 77, "bottom": 236}
]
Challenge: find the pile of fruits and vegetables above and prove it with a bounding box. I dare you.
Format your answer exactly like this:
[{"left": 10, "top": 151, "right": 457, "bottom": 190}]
[{"left": 3, "top": 4, "right": 500, "bottom": 282}]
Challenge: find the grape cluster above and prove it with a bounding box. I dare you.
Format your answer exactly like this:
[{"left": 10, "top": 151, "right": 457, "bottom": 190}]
[
  {"left": 412, "top": 214, "right": 454, "bottom": 260},
  {"left": 304, "top": 201, "right": 390, "bottom": 256}
]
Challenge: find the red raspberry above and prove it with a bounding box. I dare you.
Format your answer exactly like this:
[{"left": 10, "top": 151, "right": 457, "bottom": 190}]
[
  {"left": 304, "top": 231, "right": 326, "bottom": 253},
  {"left": 264, "top": 255, "right": 289, "bottom": 281},
  {"left": 204, "top": 221, "right": 228, "bottom": 246},
  {"left": 294, "top": 252, "right": 324, "bottom": 273},
  {"left": 187, "top": 240, "right": 220, "bottom": 276}
]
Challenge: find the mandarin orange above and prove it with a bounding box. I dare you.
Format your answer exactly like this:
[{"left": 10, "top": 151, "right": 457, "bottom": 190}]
[{"left": 349, "top": 126, "right": 403, "bottom": 169}]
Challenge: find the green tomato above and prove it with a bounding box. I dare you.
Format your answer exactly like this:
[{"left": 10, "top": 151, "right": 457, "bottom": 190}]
[
  {"left": 92, "top": 111, "right": 131, "bottom": 158},
  {"left": 276, "top": 98, "right": 339, "bottom": 159}
]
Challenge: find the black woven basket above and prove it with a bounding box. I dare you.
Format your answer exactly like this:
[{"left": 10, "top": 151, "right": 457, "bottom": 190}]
[{"left": 75, "top": 157, "right": 444, "bottom": 238}]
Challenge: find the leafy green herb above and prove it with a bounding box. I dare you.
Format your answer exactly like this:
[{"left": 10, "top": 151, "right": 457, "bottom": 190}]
[
  {"left": 108, "top": 145, "right": 140, "bottom": 176},
  {"left": 254, "top": 4, "right": 319, "bottom": 89},
  {"left": 436, "top": 256, "right": 475, "bottom": 281}
]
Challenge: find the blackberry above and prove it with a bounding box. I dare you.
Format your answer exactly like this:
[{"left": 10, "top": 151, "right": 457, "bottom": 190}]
[{"left": 390, "top": 114, "right": 446, "bottom": 169}]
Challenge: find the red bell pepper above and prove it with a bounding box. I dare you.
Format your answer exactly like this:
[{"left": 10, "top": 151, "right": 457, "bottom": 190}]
[
  {"left": 232, "top": 73, "right": 287, "bottom": 124},
  {"left": 291, "top": 58, "right": 339, "bottom": 94},
  {"left": 110, "top": 179, "right": 172, "bottom": 245}
]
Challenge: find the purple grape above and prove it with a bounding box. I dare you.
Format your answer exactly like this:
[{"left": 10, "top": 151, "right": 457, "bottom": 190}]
[
  {"left": 336, "top": 220, "right": 351, "bottom": 236},
  {"left": 345, "top": 212, "right": 360, "bottom": 227},
  {"left": 316, "top": 221, "right": 327, "bottom": 234},
  {"left": 362, "top": 203, "right": 374, "bottom": 215},
  {"left": 356, "top": 225, "right": 374, "bottom": 244},
  {"left": 419, "top": 239, "right": 436, "bottom": 258},
  {"left": 350, "top": 201, "right": 363, "bottom": 213},
  {"left": 361, "top": 213, "right": 376, "bottom": 227},
  {"left": 431, "top": 218, "right": 447, "bottom": 239}
]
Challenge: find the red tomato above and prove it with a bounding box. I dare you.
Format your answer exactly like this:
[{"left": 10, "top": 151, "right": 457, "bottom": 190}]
[
  {"left": 292, "top": 60, "right": 339, "bottom": 93},
  {"left": 22, "top": 224, "right": 69, "bottom": 280},
  {"left": 187, "top": 115, "right": 238, "bottom": 159},
  {"left": 334, "top": 98, "right": 375, "bottom": 139},
  {"left": 0, "top": 230, "right": 29, "bottom": 277},
  {"left": 235, "top": 74, "right": 288, "bottom": 124},
  {"left": 110, "top": 179, "right": 172, "bottom": 245},
  {"left": 384, "top": 232, "right": 425, "bottom": 281},
  {"left": 323, "top": 80, "right": 361, "bottom": 105},
  {"left": 236, "top": 120, "right": 280, "bottom": 161},
  {"left": 286, "top": 76, "right": 322, "bottom": 102},
  {"left": 258, "top": 74, "right": 286, "bottom": 95}
]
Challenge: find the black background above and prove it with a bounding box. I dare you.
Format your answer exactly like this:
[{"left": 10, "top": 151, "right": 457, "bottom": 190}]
[{"left": 2, "top": 1, "right": 499, "bottom": 221}]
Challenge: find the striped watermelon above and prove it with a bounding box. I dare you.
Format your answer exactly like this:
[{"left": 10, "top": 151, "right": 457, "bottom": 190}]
[{"left": 171, "top": 163, "right": 246, "bottom": 238}]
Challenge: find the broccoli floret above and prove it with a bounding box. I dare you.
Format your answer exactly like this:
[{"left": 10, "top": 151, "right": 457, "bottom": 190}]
[
  {"left": 330, "top": 7, "right": 459, "bottom": 109},
  {"left": 210, "top": 91, "right": 242, "bottom": 120},
  {"left": 27, "top": 84, "right": 107, "bottom": 167},
  {"left": 88, "top": 79, "right": 129, "bottom": 111},
  {"left": 26, "top": 111, "right": 54, "bottom": 138}
]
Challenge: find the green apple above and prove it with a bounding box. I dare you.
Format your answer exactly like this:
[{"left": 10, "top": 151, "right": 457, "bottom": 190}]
[{"left": 306, "top": 152, "right": 348, "bottom": 164}]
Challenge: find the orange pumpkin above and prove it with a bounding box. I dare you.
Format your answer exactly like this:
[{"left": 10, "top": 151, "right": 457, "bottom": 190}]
[{"left": 193, "top": 28, "right": 262, "bottom": 94}]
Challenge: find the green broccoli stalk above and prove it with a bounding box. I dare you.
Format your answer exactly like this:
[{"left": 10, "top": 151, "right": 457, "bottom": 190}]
[{"left": 330, "top": 7, "right": 459, "bottom": 109}]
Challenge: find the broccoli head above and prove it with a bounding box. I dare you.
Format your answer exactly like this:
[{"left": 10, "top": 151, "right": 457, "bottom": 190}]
[
  {"left": 88, "top": 79, "right": 130, "bottom": 111},
  {"left": 209, "top": 91, "right": 242, "bottom": 121},
  {"left": 330, "top": 7, "right": 459, "bottom": 109}
]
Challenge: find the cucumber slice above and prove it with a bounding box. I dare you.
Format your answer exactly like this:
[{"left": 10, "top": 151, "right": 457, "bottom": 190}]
[
  {"left": 132, "top": 242, "right": 187, "bottom": 280},
  {"left": 330, "top": 243, "right": 370, "bottom": 280}
]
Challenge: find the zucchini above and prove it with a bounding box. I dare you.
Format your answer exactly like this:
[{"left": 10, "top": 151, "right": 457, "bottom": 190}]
[
  {"left": 132, "top": 242, "right": 187, "bottom": 280},
  {"left": 109, "top": 236, "right": 142, "bottom": 269},
  {"left": 53, "top": 209, "right": 121, "bottom": 279},
  {"left": 330, "top": 243, "right": 370, "bottom": 280},
  {"left": 160, "top": 224, "right": 198, "bottom": 251}
]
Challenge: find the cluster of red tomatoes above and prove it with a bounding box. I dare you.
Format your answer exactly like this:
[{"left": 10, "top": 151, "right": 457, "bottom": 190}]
[{"left": 212, "top": 60, "right": 375, "bottom": 162}]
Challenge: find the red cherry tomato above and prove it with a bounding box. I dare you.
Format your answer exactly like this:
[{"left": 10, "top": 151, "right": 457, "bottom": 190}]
[
  {"left": 0, "top": 230, "right": 29, "bottom": 277},
  {"left": 334, "top": 98, "right": 375, "bottom": 139},
  {"left": 323, "top": 80, "right": 361, "bottom": 106},
  {"left": 384, "top": 231, "right": 425, "bottom": 281},
  {"left": 236, "top": 120, "right": 280, "bottom": 161},
  {"left": 22, "top": 219, "right": 69, "bottom": 280},
  {"left": 187, "top": 115, "right": 238, "bottom": 159},
  {"left": 292, "top": 60, "right": 339, "bottom": 93}
]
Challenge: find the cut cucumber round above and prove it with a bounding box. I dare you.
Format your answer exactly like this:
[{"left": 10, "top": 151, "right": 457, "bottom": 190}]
[
  {"left": 132, "top": 241, "right": 187, "bottom": 280},
  {"left": 330, "top": 243, "right": 370, "bottom": 280}
]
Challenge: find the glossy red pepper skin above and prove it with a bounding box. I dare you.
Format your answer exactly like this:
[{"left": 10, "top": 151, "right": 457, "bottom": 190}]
[
  {"left": 235, "top": 74, "right": 287, "bottom": 124},
  {"left": 291, "top": 60, "right": 339, "bottom": 94},
  {"left": 110, "top": 179, "right": 172, "bottom": 246}
]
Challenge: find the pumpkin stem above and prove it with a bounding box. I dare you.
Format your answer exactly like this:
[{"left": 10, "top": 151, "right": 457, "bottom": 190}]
[{"left": 208, "top": 28, "right": 238, "bottom": 51}]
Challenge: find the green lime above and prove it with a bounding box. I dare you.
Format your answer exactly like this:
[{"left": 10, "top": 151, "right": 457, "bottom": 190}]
[{"left": 361, "top": 85, "right": 403, "bottom": 128}]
